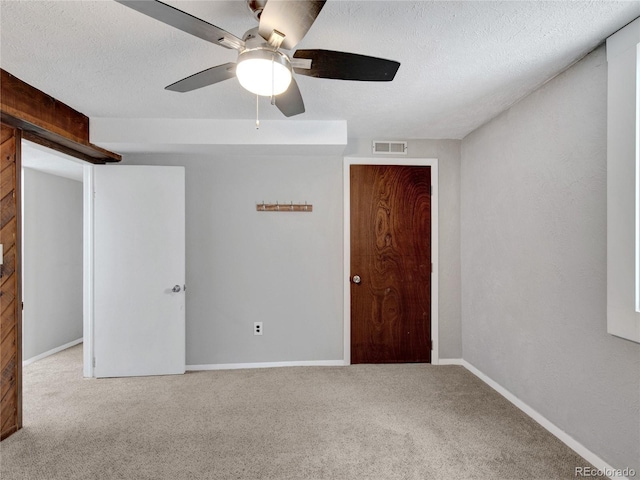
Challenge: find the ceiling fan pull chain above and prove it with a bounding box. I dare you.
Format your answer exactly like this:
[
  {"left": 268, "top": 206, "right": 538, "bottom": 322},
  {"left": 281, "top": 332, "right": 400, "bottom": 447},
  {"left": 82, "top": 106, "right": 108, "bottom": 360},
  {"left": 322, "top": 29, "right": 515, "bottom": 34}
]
[{"left": 256, "top": 94, "right": 260, "bottom": 129}]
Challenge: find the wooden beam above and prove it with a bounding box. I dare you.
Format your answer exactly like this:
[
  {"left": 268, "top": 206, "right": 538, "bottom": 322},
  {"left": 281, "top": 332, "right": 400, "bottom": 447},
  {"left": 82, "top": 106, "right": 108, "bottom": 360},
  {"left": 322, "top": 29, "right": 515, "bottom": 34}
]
[{"left": 0, "top": 69, "right": 120, "bottom": 164}]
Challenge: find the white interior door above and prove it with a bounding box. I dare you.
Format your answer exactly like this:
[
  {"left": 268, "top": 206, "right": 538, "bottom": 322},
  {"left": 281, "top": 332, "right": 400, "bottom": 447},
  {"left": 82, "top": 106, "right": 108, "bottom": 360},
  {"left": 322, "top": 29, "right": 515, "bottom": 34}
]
[{"left": 93, "top": 165, "right": 185, "bottom": 377}]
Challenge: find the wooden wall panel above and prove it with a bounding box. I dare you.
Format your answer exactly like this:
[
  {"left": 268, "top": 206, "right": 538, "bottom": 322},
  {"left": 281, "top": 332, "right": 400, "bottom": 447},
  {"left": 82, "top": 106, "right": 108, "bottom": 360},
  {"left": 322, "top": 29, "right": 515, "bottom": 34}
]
[{"left": 0, "top": 123, "right": 21, "bottom": 441}]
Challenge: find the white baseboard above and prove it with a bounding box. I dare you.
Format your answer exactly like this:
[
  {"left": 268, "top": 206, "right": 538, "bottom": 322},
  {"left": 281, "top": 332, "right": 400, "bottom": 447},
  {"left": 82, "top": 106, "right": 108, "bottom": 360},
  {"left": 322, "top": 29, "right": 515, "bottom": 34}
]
[
  {"left": 461, "top": 360, "right": 630, "bottom": 480},
  {"left": 23, "top": 338, "right": 83, "bottom": 366},
  {"left": 186, "top": 359, "right": 347, "bottom": 371},
  {"left": 437, "top": 358, "right": 463, "bottom": 365}
]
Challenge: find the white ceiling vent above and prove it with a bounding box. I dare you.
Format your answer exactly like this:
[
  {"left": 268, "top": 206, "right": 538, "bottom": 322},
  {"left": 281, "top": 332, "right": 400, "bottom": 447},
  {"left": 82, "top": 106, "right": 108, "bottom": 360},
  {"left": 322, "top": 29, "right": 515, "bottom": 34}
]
[{"left": 372, "top": 140, "right": 407, "bottom": 155}]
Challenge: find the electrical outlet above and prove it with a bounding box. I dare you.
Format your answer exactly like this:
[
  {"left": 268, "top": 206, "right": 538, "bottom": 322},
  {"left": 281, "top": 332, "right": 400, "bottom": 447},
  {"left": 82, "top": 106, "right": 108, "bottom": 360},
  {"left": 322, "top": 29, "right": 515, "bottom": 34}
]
[{"left": 254, "top": 322, "right": 263, "bottom": 336}]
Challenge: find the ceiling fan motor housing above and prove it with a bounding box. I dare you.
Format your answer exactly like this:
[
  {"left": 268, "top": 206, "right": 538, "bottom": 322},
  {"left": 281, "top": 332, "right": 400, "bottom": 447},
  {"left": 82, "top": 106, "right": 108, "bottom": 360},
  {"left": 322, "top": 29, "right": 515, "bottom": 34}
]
[
  {"left": 240, "top": 26, "right": 292, "bottom": 79},
  {"left": 240, "top": 26, "right": 292, "bottom": 71},
  {"left": 237, "top": 28, "right": 292, "bottom": 96}
]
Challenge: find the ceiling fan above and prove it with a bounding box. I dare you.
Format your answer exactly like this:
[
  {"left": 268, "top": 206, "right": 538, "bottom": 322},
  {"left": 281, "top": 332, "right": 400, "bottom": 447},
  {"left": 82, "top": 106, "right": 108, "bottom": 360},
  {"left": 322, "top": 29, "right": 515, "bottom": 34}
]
[{"left": 115, "top": 0, "right": 401, "bottom": 117}]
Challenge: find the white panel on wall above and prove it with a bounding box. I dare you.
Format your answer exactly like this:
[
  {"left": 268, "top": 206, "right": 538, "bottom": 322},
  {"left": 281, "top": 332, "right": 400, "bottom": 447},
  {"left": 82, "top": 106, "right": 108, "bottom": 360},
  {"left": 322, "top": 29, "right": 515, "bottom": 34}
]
[
  {"left": 606, "top": 17, "right": 640, "bottom": 343},
  {"left": 90, "top": 119, "right": 347, "bottom": 156}
]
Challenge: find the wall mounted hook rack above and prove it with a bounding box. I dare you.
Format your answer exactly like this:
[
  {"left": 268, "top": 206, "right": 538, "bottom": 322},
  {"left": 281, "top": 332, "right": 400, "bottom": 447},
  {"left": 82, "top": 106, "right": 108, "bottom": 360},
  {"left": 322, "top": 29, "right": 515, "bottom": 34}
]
[{"left": 256, "top": 201, "right": 313, "bottom": 212}]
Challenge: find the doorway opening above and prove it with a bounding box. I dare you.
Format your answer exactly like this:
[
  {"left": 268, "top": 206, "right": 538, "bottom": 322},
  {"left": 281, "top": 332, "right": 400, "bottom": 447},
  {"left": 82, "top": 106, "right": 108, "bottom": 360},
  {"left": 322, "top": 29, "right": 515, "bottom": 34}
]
[{"left": 21, "top": 140, "right": 85, "bottom": 370}]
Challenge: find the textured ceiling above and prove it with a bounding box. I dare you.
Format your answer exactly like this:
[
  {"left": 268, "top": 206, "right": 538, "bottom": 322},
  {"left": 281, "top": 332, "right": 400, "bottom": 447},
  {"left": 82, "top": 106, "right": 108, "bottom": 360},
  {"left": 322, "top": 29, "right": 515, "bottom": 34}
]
[{"left": 1, "top": 0, "right": 639, "bottom": 141}]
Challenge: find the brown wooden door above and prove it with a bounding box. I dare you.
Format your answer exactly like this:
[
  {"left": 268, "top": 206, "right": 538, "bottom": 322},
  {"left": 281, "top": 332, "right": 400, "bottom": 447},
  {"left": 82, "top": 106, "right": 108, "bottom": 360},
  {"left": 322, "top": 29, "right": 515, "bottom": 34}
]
[
  {"left": 0, "top": 123, "right": 21, "bottom": 440},
  {"left": 350, "top": 165, "right": 431, "bottom": 364}
]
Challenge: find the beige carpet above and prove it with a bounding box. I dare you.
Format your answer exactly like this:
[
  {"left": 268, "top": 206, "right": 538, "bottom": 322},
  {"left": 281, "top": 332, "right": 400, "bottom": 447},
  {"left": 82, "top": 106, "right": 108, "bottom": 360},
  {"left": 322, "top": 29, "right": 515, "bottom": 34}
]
[{"left": 1, "top": 345, "right": 602, "bottom": 480}]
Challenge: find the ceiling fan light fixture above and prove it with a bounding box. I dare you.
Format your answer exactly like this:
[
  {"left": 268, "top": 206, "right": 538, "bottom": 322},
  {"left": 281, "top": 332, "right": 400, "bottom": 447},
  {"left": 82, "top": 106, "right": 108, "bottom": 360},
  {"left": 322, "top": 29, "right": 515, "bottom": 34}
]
[{"left": 236, "top": 48, "right": 292, "bottom": 97}]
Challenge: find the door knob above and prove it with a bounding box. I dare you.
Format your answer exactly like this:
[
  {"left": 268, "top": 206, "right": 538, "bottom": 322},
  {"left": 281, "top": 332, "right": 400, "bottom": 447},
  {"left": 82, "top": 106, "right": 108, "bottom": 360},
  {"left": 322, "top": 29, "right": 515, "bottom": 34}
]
[
  {"left": 352, "top": 275, "right": 361, "bottom": 284},
  {"left": 172, "top": 285, "right": 181, "bottom": 293}
]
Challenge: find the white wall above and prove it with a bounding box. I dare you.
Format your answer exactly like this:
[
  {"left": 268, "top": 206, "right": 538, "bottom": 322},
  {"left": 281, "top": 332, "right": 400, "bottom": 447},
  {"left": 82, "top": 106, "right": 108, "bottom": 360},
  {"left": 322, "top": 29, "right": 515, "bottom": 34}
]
[
  {"left": 123, "top": 154, "right": 344, "bottom": 365},
  {"left": 346, "top": 139, "right": 462, "bottom": 358},
  {"left": 461, "top": 46, "right": 640, "bottom": 471},
  {"left": 22, "top": 168, "right": 83, "bottom": 361}
]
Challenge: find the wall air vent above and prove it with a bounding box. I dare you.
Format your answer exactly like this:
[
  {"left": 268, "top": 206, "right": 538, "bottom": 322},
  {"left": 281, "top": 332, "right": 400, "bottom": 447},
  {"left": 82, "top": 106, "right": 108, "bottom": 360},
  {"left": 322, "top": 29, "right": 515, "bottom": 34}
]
[{"left": 372, "top": 140, "right": 407, "bottom": 155}]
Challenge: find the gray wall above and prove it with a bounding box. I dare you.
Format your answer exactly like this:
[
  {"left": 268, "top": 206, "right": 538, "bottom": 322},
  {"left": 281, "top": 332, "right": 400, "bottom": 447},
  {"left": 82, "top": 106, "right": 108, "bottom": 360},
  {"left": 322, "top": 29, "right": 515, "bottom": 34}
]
[
  {"left": 461, "top": 46, "right": 640, "bottom": 471},
  {"left": 124, "top": 154, "right": 344, "bottom": 365},
  {"left": 22, "top": 168, "right": 83, "bottom": 361},
  {"left": 346, "top": 139, "right": 462, "bottom": 359},
  {"left": 126, "top": 140, "right": 461, "bottom": 364}
]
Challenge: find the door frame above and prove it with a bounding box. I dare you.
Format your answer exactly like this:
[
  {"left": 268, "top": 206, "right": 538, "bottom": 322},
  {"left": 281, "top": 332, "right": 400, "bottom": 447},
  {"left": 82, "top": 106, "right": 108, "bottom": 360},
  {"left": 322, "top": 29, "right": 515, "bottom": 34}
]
[
  {"left": 343, "top": 156, "right": 439, "bottom": 365},
  {"left": 82, "top": 165, "right": 94, "bottom": 377}
]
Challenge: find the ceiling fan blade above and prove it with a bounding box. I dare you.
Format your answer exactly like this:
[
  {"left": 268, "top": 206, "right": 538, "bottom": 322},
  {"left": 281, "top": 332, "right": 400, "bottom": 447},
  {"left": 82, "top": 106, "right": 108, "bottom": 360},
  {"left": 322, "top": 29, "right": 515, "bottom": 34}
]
[
  {"left": 293, "top": 50, "right": 400, "bottom": 81},
  {"left": 258, "top": 0, "right": 326, "bottom": 50},
  {"left": 165, "top": 63, "right": 236, "bottom": 92},
  {"left": 275, "top": 77, "right": 305, "bottom": 117},
  {"left": 115, "top": 0, "right": 245, "bottom": 50}
]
